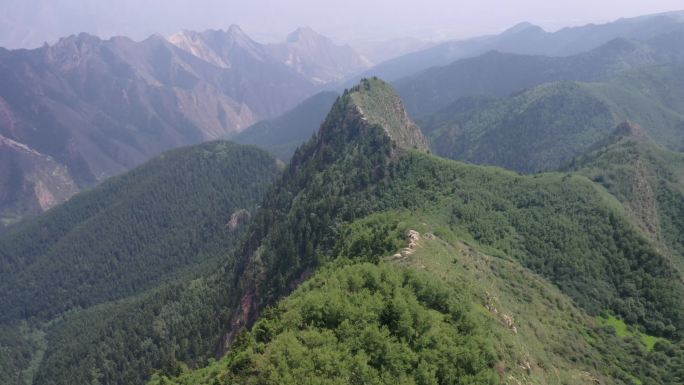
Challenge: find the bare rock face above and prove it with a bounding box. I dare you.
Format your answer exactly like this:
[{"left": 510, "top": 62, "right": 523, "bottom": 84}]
[
  {"left": 227, "top": 209, "right": 251, "bottom": 232},
  {"left": 0, "top": 135, "right": 78, "bottom": 225},
  {"left": 348, "top": 78, "right": 429, "bottom": 151}
]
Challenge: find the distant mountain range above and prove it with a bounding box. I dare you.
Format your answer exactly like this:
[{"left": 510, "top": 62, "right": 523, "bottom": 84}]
[
  {"left": 235, "top": 16, "right": 684, "bottom": 171},
  {"left": 396, "top": 28, "right": 684, "bottom": 118},
  {"left": 415, "top": 59, "right": 684, "bottom": 173},
  {"left": 354, "top": 10, "right": 684, "bottom": 83},
  {"left": 0, "top": 26, "right": 367, "bottom": 226},
  {"left": 169, "top": 25, "right": 369, "bottom": 85}
]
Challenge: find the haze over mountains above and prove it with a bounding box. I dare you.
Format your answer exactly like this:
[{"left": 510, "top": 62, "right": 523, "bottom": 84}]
[
  {"left": 169, "top": 25, "right": 369, "bottom": 84},
  {"left": 0, "top": 25, "right": 367, "bottom": 225},
  {"left": 3, "top": 7, "right": 684, "bottom": 385},
  {"left": 354, "top": 10, "right": 684, "bottom": 83}
]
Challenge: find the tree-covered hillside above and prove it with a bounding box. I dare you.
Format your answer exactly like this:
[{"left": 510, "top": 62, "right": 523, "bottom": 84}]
[
  {"left": 0, "top": 141, "right": 282, "bottom": 324},
  {"left": 0, "top": 141, "right": 283, "bottom": 385},
  {"left": 569, "top": 122, "right": 684, "bottom": 270},
  {"left": 151, "top": 124, "right": 684, "bottom": 385},
  {"left": 4, "top": 78, "right": 684, "bottom": 385},
  {"left": 351, "top": 11, "right": 684, "bottom": 83},
  {"left": 422, "top": 63, "right": 684, "bottom": 172},
  {"left": 396, "top": 31, "right": 684, "bottom": 118}
]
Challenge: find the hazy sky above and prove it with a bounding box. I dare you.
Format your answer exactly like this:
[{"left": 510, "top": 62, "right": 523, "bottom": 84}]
[{"left": 2, "top": 0, "right": 684, "bottom": 48}]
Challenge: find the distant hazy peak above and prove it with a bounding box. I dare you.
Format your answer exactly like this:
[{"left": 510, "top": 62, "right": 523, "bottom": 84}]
[
  {"left": 502, "top": 22, "right": 544, "bottom": 35},
  {"left": 620, "top": 9, "right": 684, "bottom": 23},
  {"left": 227, "top": 24, "right": 246, "bottom": 35},
  {"left": 168, "top": 26, "right": 268, "bottom": 68},
  {"left": 51, "top": 32, "right": 102, "bottom": 48},
  {"left": 285, "top": 26, "right": 325, "bottom": 43},
  {"left": 596, "top": 37, "right": 642, "bottom": 51}
]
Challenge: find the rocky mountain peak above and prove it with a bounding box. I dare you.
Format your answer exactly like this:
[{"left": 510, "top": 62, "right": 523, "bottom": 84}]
[
  {"left": 502, "top": 22, "right": 544, "bottom": 35},
  {"left": 286, "top": 27, "right": 325, "bottom": 44},
  {"left": 168, "top": 26, "right": 267, "bottom": 68},
  {"left": 321, "top": 77, "right": 429, "bottom": 151},
  {"left": 44, "top": 32, "right": 104, "bottom": 69}
]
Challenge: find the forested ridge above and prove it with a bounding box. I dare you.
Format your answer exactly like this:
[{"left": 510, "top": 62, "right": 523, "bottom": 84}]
[
  {"left": 2, "top": 79, "right": 684, "bottom": 385},
  {"left": 420, "top": 63, "right": 684, "bottom": 173},
  {"left": 151, "top": 79, "right": 684, "bottom": 385},
  {"left": 0, "top": 141, "right": 282, "bottom": 385}
]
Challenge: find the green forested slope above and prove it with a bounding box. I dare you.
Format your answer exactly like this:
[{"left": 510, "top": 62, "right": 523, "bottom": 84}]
[
  {"left": 0, "top": 141, "right": 282, "bottom": 323},
  {"left": 7, "top": 79, "right": 684, "bottom": 385},
  {"left": 423, "top": 63, "right": 684, "bottom": 172},
  {"left": 396, "top": 33, "right": 684, "bottom": 118},
  {"left": 0, "top": 141, "right": 282, "bottom": 385},
  {"left": 569, "top": 123, "right": 684, "bottom": 269},
  {"left": 148, "top": 79, "right": 683, "bottom": 385}
]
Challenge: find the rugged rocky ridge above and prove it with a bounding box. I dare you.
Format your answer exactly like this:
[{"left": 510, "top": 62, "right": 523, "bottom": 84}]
[
  {"left": 225, "top": 77, "right": 428, "bottom": 346},
  {"left": 267, "top": 27, "right": 370, "bottom": 83},
  {"left": 170, "top": 26, "right": 369, "bottom": 85},
  {"left": 168, "top": 25, "right": 269, "bottom": 69},
  {"left": 0, "top": 31, "right": 317, "bottom": 225},
  {"left": 344, "top": 78, "right": 429, "bottom": 151}
]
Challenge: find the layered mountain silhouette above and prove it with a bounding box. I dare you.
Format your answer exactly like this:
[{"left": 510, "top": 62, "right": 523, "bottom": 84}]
[
  {"left": 420, "top": 62, "right": 684, "bottom": 173},
  {"left": 355, "top": 10, "right": 684, "bottom": 83},
  {"left": 169, "top": 25, "right": 369, "bottom": 84},
  {"left": 396, "top": 30, "right": 684, "bottom": 118},
  {"left": 0, "top": 25, "right": 366, "bottom": 225}
]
